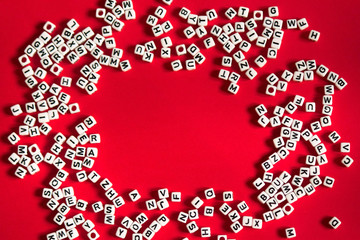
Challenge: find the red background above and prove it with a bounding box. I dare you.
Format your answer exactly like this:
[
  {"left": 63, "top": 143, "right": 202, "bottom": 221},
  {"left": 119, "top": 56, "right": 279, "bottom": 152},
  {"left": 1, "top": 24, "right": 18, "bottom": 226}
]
[{"left": 0, "top": 0, "right": 360, "bottom": 239}]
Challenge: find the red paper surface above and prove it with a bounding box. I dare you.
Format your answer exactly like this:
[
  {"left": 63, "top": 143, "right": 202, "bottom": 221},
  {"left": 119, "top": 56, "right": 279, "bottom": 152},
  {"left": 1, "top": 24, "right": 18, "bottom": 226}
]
[{"left": 0, "top": 0, "right": 359, "bottom": 239}]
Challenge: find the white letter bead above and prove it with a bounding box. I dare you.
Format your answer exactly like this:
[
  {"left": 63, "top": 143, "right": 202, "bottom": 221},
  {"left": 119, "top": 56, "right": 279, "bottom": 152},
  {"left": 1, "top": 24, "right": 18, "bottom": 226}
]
[
  {"left": 142, "top": 52, "right": 154, "bottom": 63},
  {"left": 267, "top": 73, "right": 279, "bottom": 85},
  {"left": 265, "top": 85, "right": 276, "bottom": 96},
  {"left": 185, "top": 59, "right": 196, "bottom": 70},
  {"left": 304, "top": 71, "right": 314, "bottom": 81},
  {"left": 246, "top": 68, "right": 257, "bottom": 80},
  {"left": 228, "top": 82, "right": 239, "bottom": 94},
  {"left": 252, "top": 219, "right": 262, "bottom": 229},
  {"left": 184, "top": 26, "right": 195, "bottom": 39},
  {"left": 8, "top": 132, "right": 20, "bottom": 145},
  {"left": 297, "top": 18, "right": 308, "bottom": 30},
  {"left": 195, "top": 26, "right": 207, "bottom": 38},
  {"left": 15, "top": 166, "right": 27, "bottom": 179},
  {"left": 11, "top": 104, "right": 23, "bottom": 116},
  {"left": 268, "top": 6, "right": 279, "bottom": 17},
  {"left": 328, "top": 131, "right": 341, "bottom": 143},
  {"left": 171, "top": 192, "right": 181, "bottom": 202},
  {"left": 201, "top": 227, "right": 211, "bottom": 237},
  {"left": 305, "top": 102, "right": 316, "bottom": 112},
  {"left": 341, "top": 155, "right": 353, "bottom": 167},
  {"left": 152, "top": 24, "right": 164, "bottom": 37},
  {"left": 191, "top": 197, "right": 204, "bottom": 209},
  {"left": 146, "top": 15, "right": 158, "bottom": 27},
  {"left": 309, "top": 30, "right": 320, "bottom": 41},
  {"left": 157, "top": 199, "right": 169, "bottom": 210},
  {"left": 316, "top": 64, "right": 329, "bottom": 77},
  {"left": 158, "top": 188, "right": 169, "bottom": 199},
  {"left": 186, "top": 221, "right": 199, "bottom": 233},
  {"left": 161, "top": 48, "right": 171, "bottom": 59},
  {"left": 329, "top": 217, "right": 341, "bottom": 229},
  {"left": 223, "top": 191, "right": 233, "bottom": 201},
  {"left": 263, "top": 172, "right": 273, "bottom": 183},
  {"left": 179, "top": 7, "right": 191, "bottom": 19},
  {"left": 149, "top": 220, "right": 161, "bottom": 232},
  {"left": 76, "top": 171, "right": 88, "bottom": 182},
  {"left": 218, "top": 69, "right": 230, "bottom": 80},
  {"left": 253, "top": 178, "right": 265, "bottom": 190},
  {"left": 206, "top": 9, "right": 217, "bottom": 21},
  {"left": 203, "top": 188, "right": 215, "bottom": 199},
  {"left": 129, "top": 189, "right": 141, "bottom": 202},
  {"left": 160, "top": 37, "right": 172, "bottom": 48},
  {"left": 253, "top": 10, "right": 263, "bottom": 20},
  {"left": 204, "top": 37, "right": 215, "bottom": 49},
  {"left": 281, "top": 70, "right": 293, "bottom": 81},
  {"left": 258, "top": 115, "right": 270, "bottom": 127},
  {"left": 44, "top": 21, "right": 56, "bottom": 33},
  {"left": 82, "top": 220, "right": 95, "bottom": 232},
  {"left": 87, "top": 229, "right": 100, "bottom": 240},
  {"left": 113, "top": 196, "right": 125, "bottom": 208},
  {"left": 219, "top": 203, "right": 232, "bottom": 215},
  {"left": 178, "top": 212, "right": 189, "bottom": 223},
  {"left": 69, "top": 103, "right": 80, "bottom": 114},
  {"left": 23, "top": 65, "right": 34, "bottom": 78},
  {"left": 267, "top": 48, "right": 277, "bottom": 59},
  {"left": 19, "top": 54, "right": 31, "bottom": 66},
  {"left": 230, "top": 221, "right": 243, "bottom": 233},
  {"left": 238, "top": 7, "right": 249, "bottom": 18},
  {"left": 50, "top": 64, "right": 63, "bottom": 76},
  {"left": 25, "top": 45, "right": 36, "bottom": 57},
  {"left": 175, "top": 44, "right": 187, "bottom": 56},
  {"left": 121, "top": 216, "right": 134, "bottom": 229},
  {"left": 335, "top": 78, "right": 347, "bottom": 90},
  {"left": 96, "top": 8, "right": 106, "bottom": 18},
  {"left": 113, "top": 20, "right": 125, "bottom": 31},
  {"left": 255, "top": 104, "right": 267, "bottom": 116},
  {"left": 285, "top": 227, "right": 296, "bottom": 238},
  {"left": 323, "top": 176, "right": 335, "bottom": 188},
  {"left": 115, "top": 227, "right": 127, "bottom": 238},
  {"left": 237, "top": 201, "right": 249, "bottom": 213},
  {"left": 255, "top": 55, "right": 267, "bottom": 68},
  {"left": 263, "top": 211, "right": 275, "bottom": 222},
  {"left": 204, "top": 206, "right": 214, "bottom": 216},
  {"left": 171, "top": 60, "right": 183, "bottom": 71},
  {"left": 146, "top": 199, "right": 157, "bottom": 210},
  {"left": 225, "top": 7, "right": 237, "bottom": 20},
  {"left": 340, "top": 142, "right": 350, "bottom": 153},
  {"left": 287, "top": 19, "right": 297, "bottom": 29}
]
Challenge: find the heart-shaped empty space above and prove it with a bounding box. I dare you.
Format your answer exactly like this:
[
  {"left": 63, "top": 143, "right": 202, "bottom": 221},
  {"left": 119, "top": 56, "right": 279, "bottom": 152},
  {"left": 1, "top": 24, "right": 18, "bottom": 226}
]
[{"left": 85, "top": 60, "right": 268, "bottom": 194}]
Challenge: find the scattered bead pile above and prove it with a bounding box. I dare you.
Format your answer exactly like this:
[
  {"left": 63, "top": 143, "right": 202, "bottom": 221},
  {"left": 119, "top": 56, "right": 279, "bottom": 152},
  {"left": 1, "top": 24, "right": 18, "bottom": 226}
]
[{"left": 5, "top": 0, "right": 352, "bottom": 239}]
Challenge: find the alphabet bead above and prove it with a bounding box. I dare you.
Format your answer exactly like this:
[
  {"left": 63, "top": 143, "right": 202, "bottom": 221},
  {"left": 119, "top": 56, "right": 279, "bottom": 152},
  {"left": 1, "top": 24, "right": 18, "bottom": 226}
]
[
  {"left": 329, "top": 217, "right": 341, "bottom": 229},
  {"left": 309, "top": 30, "right": 320, "bottom": 41},
  {"left": 8, "top": 132, "right": 20, "bottom": 145},
  {"left": 186, "top": 221, "right": 199, "bottom": 233},
  {"left": 206, "top": 9, "right": 217, "bottom": 21},
  {"left": 266, "top": 85, "right": 276, "bottom": 96},
  {"left": 253, "top": 178, "right": 265, "bottom": 190},
  {"left": 339, "top": 142, "right": 350, "bottom": 153},
  {"left": 341, "top": 155, "right": 353, "bottom": 167},
  {"left": 285, "top": 227, "right": 296, "bottom": 238},
  {"left": 129, "top": 189, "right": 141, "bottom": 202},
  {"left": 323, "top": 176, "right": 335, "bottom": 188},
  {"left": 171, "top": 60, "right": 182, "bottom": 71},
  {"left": 201, "top": 227, "right": 211, "bottom": 237},
  {"left": 87, "top": 229, "right": 100, "bottom": 240},
  {"left": 230, "top": 221, "right": 243, "bottom": 233},
  {"left": 258, "top": 115, "right": 269, "bottom": 127},
  {"left": 328, "top": 131, "right": 341, "bottom": 143}
]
